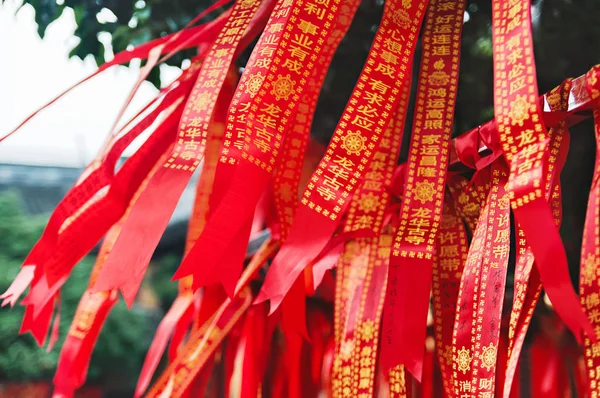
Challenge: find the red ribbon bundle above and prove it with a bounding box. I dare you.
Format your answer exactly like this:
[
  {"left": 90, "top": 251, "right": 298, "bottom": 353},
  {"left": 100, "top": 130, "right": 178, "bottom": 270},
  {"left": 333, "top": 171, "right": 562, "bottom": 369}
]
[{"left": 3, "top": 0, "right": 600, "bottom": 396}]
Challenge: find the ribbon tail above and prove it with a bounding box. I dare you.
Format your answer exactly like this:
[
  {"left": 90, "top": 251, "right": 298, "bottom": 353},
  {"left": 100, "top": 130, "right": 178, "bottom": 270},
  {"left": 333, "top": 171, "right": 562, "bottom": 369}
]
[
  {"left": 515, "top": 201, "right": 595, "bottom": 343},
  {"left": 135, "top": 295, "right": 194, "bottom": 397},
  {"left": 1, "top": 265, "right": 35, "bottom": 307},
  {"left": 259, "top": 207, "right": 334, "bottom": 313}
]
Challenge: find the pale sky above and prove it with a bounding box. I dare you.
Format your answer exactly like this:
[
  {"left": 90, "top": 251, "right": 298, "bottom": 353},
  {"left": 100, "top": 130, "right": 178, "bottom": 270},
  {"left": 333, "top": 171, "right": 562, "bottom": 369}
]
[{"left": 0, "top": 0, "right": 182, "bottom": 167}]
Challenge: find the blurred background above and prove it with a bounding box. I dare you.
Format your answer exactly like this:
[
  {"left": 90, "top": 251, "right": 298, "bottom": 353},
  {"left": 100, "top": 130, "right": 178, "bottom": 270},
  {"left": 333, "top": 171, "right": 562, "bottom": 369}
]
[{"left": 0, "top": 0, "right": 599, "bottom": 395}]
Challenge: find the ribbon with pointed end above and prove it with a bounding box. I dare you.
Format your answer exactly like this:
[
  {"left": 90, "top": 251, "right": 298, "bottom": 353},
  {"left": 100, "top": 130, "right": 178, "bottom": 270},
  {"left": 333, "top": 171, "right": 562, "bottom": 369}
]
[
  {"left": 382, "top": 0, "right": 465, "bottom": 380},
  {"left": 257, "top": 0, "right": 428, "bottom": 319},
  {"left": 92, "top": 0, "right": 263, "bottom": 306},
  {"left": 502, "top": 77, "right": 573, "bottom": 397},
  {"left": 491, "top": 0, "right": 594, "bottom": 344},
  {"left": 173, "top": 0, "right": 357, "bottom": 297}
]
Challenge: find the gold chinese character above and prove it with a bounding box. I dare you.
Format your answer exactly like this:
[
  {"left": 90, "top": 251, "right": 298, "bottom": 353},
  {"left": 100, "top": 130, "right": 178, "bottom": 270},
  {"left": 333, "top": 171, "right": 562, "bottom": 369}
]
[
  {"left": 432, "top": 34, "right": 451, "bottom": 45},
  {"left": 384, "top": 38, "right": 402, "bottom": 53},
  {"left": 586, "top": 293, "right": 600, "bottom": 310},
  {"left": 440, "top": 245, "right": 458, "bottom": 258},
  {"left": 426, "top": 109, "right": 443, "bottom": 120},
  {"left": 333, "top": 156, "right": 355, "bottom": 170},
  {"left": 261, "top": 103, "right": 282, "bottom": 118},
  {"left": 433, "top": 23, "right": 452, "bottom": 34},
  {"left": 375, "top": 62, "right": 395, "bottom": 77},
  {"left": 424, "top": 119, "right": 443, "bottom": 129},
  {"left": 427, "top": 98, "right": 445, "bottom": 108},
  {"left": 428, "top": 88, "right": 447, "bottom": 97},
  {"left": 439, "top": 231, "right": 457, "bottom": 244},
  {"left": 508, "top": 2, "right": 523, "bottom": 19},
  {"left": 292, "top": 33, "right": 313, "bottom": 49},
  {"left": 493, "top": 244, "right": 509, "bottom": 259},
  {"left": 435, "top": 15, "right": 453, "bottom": 24},
  {"left": 381, "top": 50, "right": 398, "bottom": 64},
  {"left": 368, "top": 79, "right": 391, "bottom": 94},
  {"left": 289, "top": 45, "right": 310, "bottom": 61},
  {"left": 317, "top": 185, "right": 336, "bottom": 201},
  {"left": 508, "top": 63, "right": 525, "bottom": 80},
  {"left": 298, "top": 19, "right": 319, "bottom": 35},
  {"left": 323, "top": 173, "right": 345, "bottom": 191},
  {"left": 255, "top": 126, "right": 274, "bottom": 142},
  {"left": 262, "top": 34, "right": 279, "bottom": 46},
  {"left": 494, "top": 229, "right": 510, "bottom": 243},
  {"left": 370, "top": 160, "right": 385, "bottom": 171},
  {"left": 214, "top": 49, "right": 229, "bottom": 58},
  {"left": 223, "top": 26, "right": 241, "bottom": 36},
  {"left": 479, "top": 377, "right": 493, "bottom": 390},
  {"left": 365, "top": 171, "right": 384, "bottom": 181},
  {"left": 207, "top": 68, "right": 220, "bottom": 79},
  {"left": 257, "top": 114, "right": 277, "bottom": 129},
  {"left": 259, "top": 46, "right": 275, "bottom": 57},
  {"left": 517, "top": 129, "right": 537, "bottom": 147},
  {"left": 282, "top": 58, "right": 303, "bottom": 73},
  {"left": 507, "top": 34, "right": 521, "bottom": 51},
  {"left": 422, "top": 134, "right": 441, "bottom": 145},
  {"left": 507, "top": 48, "right": 523, "bottom": 65},
  {"left": 420, "top": 155, "right": 437, "bottom": 167},
  {"left": 437, "top": 2, "right": 455, "bottom": 11},
  {"left": 440, "top": 258, "right": 460, "bottom": 271},
  {"left": 591, "top": 309, "right": 600, "bottom": 324},
  {"left": 411, "top": 207, "right": 432, "bottom": 218},
  {"left": 185, "top": 127, "right": 203, "bottom": 138},
  {"left": 432, "top": 46, "right": 451, "bottom": 56},
  {"left": 330, "top": 164, "right": 351, "bottom": 180},
  {"left": 255, "top": 58, "right": 271, "bottom": 69},
  {"left": 188, "top": 117, "right": 204, "bottom": 127},
  {"left": 506, "top": 13, "right": 522, "bottom": 33},
  {"left": 180, "top": 151, "right": 196, "bottom": 160},
  {"left": 254, "top": 138, "right": 270, "bottom": 153},
  {"left": 459, "top": 380, "right": 471, "bottom": 392},
  {"left": 357, "top": 104, "right": 379, "bottom": 118},
  {"left": 304, "top": 2, "right": 326, "bottom": 19},
  {"left": 418, "top": 167, "right": 436, "bottom": 177},
  {"left": 364, "top": 91, "right": 385, "bottom": 106}
]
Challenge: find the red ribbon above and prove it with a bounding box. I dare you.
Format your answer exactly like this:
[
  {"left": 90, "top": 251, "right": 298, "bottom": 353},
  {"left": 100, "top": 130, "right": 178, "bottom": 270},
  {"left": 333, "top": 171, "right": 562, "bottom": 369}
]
[
  {"left": 491, "top": 0, "right": 594, "bottom": 344},
  {"left": 257, "top": 0, "right": 428, "bottom": 322}
]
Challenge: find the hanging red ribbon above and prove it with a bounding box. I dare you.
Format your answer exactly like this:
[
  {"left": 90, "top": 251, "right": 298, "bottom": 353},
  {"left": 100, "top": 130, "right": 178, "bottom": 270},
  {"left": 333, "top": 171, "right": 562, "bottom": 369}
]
[
  {"left": 257, "top": 0, "right": 428, "bottom": 326},
  {"left": 382, "top": 0, "right": 465, "bottom": 380},
  {"left": 491, "top": 0, "right": 593, "bottom": 343},
  {"left": 579, "top": 67, "right": 600, "bottom": 395}
]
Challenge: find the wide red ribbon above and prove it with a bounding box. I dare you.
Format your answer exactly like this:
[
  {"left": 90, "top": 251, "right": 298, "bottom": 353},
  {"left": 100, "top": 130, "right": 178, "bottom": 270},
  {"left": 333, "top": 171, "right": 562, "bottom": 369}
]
[
  {"left": 257, "top": 0, "right": 428, "bottom": 319},
  {"left": 93, "top": 0, "right": 264, "bottom": 306},
  {"left": 52, "top": 144, "right": 172, "bottom": 396},
  {"left": 383, "top": 0, "right": 465, "bottom": 380},
  {"left": 491, "top": 0, "right": 593, "bottom": 343},
  {"left": 502, "top": 78, "right": 573, "bottom": 397},
  {"left": 579, "top": 67, "right": 600, "bottom": 395},
  {"left": 431, "top": 189, "right": 468, "bottom": 396},
  {"left": 134, "top": 68, "right": 237, "bottom": 398},
  {"left": 174, "top": 0, "right": 357, "bottom": 297}
]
